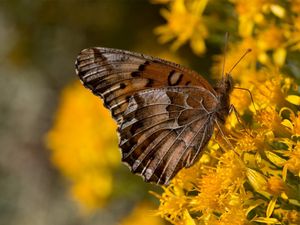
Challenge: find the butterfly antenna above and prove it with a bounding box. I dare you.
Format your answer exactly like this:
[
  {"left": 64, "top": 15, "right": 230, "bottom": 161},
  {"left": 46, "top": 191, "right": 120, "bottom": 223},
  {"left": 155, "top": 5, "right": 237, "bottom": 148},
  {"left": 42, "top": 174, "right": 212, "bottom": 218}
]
[
  {"left": 228, "top": 48, "right": 252, "bottom": 74},
  {"left": 222, "top": 32, "right": 229, "bottom": 80}
]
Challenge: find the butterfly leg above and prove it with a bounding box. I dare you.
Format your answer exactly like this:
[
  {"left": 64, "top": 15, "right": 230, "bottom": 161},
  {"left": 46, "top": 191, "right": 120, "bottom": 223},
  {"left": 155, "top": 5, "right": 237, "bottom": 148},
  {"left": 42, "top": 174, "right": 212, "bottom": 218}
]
[
  {"left": 214, "top": 119, "right": 234, "bottom": 150},
  {"left": 229, "top": 104, "right": 253, "bottom": 137},
  {"left": 233, "top": 87, "right": 257, "bottom": 112},
  {"left": 229, "top": 104, "right": 244, "bottom": 127}
]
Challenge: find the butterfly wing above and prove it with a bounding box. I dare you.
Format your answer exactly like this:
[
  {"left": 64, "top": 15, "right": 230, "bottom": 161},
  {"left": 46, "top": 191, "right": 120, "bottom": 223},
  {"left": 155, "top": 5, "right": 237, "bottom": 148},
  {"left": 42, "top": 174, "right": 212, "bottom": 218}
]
[
  {"left": 75, "top": 47, "right": 216, "bottom": 124},
  {"left": 75, "top": 47, "right": 219, "bottom": 185},
  {"left": 119, "top": 86, "right": 217, "bottom": 185}
]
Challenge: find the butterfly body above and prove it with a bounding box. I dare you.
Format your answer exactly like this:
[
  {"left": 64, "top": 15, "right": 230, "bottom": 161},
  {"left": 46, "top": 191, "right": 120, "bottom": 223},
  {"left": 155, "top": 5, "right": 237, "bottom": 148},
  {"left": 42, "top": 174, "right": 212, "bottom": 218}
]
[
  {"left": 76, "top": 47, "right": 232, "bottom": 185},
  {"left": 213, "top": 75, "right": 233, "bottom": 123}
]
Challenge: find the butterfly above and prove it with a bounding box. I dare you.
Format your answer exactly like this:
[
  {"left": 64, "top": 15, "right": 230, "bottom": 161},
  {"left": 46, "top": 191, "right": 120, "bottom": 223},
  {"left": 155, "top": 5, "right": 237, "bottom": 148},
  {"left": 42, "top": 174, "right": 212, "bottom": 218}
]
[{"left": 75, "top": 47, "right": 235, "bottom": 185}]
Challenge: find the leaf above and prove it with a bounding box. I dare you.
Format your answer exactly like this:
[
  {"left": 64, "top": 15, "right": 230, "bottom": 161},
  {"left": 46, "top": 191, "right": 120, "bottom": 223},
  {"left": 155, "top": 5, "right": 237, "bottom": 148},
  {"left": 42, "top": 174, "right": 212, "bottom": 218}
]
[
  {"left": 285, "top": 95, "right": 300, "bottom": 105},
  {"left": 266, "top": 196, "right": 277, "bottom": 218},
  {"left": 273, "top": 47, "right": 286, "bottom": 66},
  {"left": 270, "top": 4, "right": 285, "bottom": 18},
  {"left": 245, "top": 199, "right": 265, "bottom": 215},
  {"left": 281, "top": 119, "right": 293, "bottom": 130},
  {"left": 246, "top": 168, "right": 267, "bottom": 192},
  {"left": 182, "top": 209, "right": 196, "bottom": 225},
  {"left": 265, "top": 151, "right": 286, "bottom": 167},
  {"left": 252, "top": 217, "right": 280, "bottom": 224}
]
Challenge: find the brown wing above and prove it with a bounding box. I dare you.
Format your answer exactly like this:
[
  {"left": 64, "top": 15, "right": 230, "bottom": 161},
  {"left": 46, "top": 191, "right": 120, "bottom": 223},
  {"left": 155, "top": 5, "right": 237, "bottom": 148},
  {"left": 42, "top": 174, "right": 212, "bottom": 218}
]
[
  {"left": 75, "top": 47, "right": 216, "bottom": 124},
  {"left": 119, "top": 86, "right": 218, "bottom": 185}
]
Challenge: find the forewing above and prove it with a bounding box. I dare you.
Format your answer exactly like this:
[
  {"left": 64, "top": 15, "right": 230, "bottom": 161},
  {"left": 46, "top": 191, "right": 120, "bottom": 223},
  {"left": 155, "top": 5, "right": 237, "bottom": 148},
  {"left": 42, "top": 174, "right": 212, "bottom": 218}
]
[
  {"left": 119, "top": 86, "right": 217, "bottom": 185},
  {"left": 75, "top": 47, "right": 216, "bottom": 124}
]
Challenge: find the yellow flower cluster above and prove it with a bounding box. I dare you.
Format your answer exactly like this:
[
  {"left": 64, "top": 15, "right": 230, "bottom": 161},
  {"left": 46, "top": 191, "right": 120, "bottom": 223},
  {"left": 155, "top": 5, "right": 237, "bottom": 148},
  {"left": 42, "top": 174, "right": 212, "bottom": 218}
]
[
  {"left": 154, "top": 0, "right": 209, "bottom": 55},
  {"left": 46, "top": 81, "right": 120, "bottom": 211},
  {"left": 154, "top": 1, "right": 300, "bottom": 224}
]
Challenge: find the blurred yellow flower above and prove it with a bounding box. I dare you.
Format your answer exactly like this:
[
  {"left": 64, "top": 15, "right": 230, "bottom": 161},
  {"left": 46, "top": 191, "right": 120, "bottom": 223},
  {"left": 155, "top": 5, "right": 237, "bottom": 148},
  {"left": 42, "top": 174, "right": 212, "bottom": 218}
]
[
  {"left": 120, "top": 201, "right": 165, "bottom": 225},
  {"left": 154, "top": 0, "right": 209, "bottom": 55},
  {"left": 282, "top": 209, "right": 300, "bottom": 225},
  {"left": 291, "top": 17, "right": 300, "bottom": 51},
  {"left": 291, "top": 0, "right": 300, "bottom": 14},
  {"left": 46, "top": 81, "right": 120, "bottom": 211},
  {"left": 256, "top": 25, "right": 287, "bottom": 66},
  {"left": 230, "top": 0, "right": 285, "bottom": 37},
  {"left": 211, "top": 37, "right": 257, "bottom": 84}
]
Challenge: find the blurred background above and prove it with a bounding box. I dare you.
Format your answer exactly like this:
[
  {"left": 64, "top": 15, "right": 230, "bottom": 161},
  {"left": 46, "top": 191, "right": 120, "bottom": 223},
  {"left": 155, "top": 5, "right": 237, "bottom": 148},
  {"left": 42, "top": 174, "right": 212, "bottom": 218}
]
[{"left": 0, "top": 1, "right": 180, "bottom": 225}]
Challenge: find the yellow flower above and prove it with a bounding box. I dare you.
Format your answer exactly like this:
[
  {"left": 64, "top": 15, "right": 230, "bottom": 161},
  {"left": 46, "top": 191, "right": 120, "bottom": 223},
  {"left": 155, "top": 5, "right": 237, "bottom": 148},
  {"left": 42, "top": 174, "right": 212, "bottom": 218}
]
[
  {"left": 217, "top": 206, "right": 248, "bottom": 225},
  {"left": 291, "top": 17, "right": 300, "bottom": 50},
  {"left": 234, "top": 129, "right": 269, "bottom": 153},
  {"left": 229, "top": 88, "right": 252, "bottom": 115},
  {"left": 281, "top": 111, "right": 300, "bottom": 137},
  {"left": 171, "top": 156, "right": 203, "bottom": 190},
  {"left": 230, "top": 0, "right": 285, "bottom": 37},
  {"left": 213, "top": 28, "right": 288, "bottom": 75},
  {"left": 191, "top": 151, "right": 246, "bottom": 212},
  {"left": 255, "top": 107, "right": 290, "bottom": 137},
  {"left": 46, "top": 81, "right": 120, "bottom": 211},
  {"left": 120, "top": 201, "right": 165, "bottom": 225},
  {"left": 254, "top": 73, "right": 288, "bottom": 109},
  {"left": 266, "top": 176, "right": 286, "bottom": 196},
  {"left": 191, "top": 169, "right": 224, "bottom": 212},
  {"left": 291, "top": 0, "right": 300, "bottom": 14},
  {"left": 216, "top": 150, "right": 246, "bottom": 188},
  {"left": 155, "top": 0, "right": 209, "bottom": 55},
  {"left": 284, "top": 143, "right": 300, "bottom": 177},
  {"left": 157, "top": 185, "right": 189, "bottom": 224},
  {"left": 282, "top": 210, "right": 300, "bottom": 225},
  {"left": 71, "top": 171, "right": 113, "bottom": 210},
  {"left": 212, "top": 37, "right": 257, "bottom": 84},
  {"left": 256, "top": 25, "right": 287, "bottom": 66}
]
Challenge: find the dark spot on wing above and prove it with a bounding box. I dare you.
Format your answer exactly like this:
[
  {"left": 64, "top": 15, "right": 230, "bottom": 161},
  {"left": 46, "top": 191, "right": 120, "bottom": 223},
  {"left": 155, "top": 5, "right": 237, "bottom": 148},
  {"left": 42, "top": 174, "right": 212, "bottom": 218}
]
[
  {"left": 138, "top": 61, "right": 150, "bottom": 71},
  {"left": 131, "top": 71, "right": 140, "bottom": 77},
  {"left": 146, "top": 78, "right": 154, "bottom": 87},
  {"left": 120, "top": 83, "right": 126, "bottom": 89}
]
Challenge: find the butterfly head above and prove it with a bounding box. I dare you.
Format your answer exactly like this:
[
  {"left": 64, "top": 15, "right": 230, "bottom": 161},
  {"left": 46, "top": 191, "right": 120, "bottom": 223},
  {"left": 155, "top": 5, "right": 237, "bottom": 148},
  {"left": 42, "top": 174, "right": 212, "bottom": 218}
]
[
  {"left": 215, "top": 73, "right": 234, "bottom": 95},
  {"left": 224, "top": 73, "right": 234, "bottom": 93}
]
